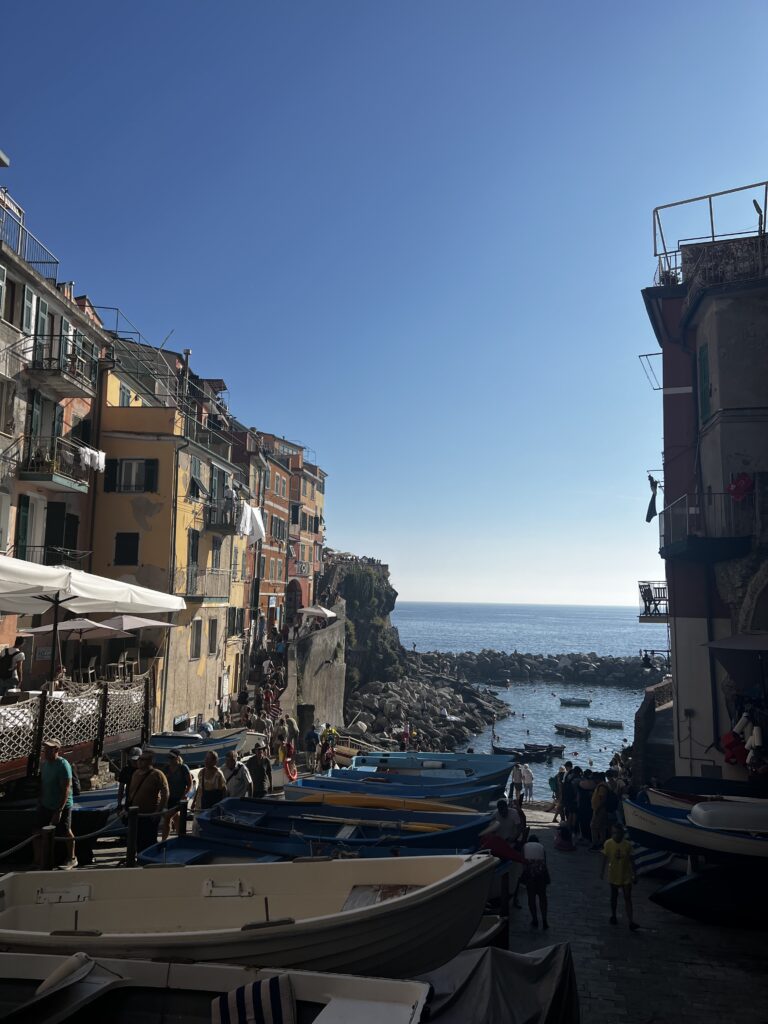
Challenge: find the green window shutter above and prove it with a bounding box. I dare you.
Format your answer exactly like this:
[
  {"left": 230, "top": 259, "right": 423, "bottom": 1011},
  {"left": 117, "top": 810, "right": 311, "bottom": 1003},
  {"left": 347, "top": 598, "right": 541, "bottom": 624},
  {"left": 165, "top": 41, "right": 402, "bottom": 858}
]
[
  {"left": 104, "top": 459, "right": 118, "bottom": 492},
  {"left": 0, "top": 266, "right": 6, "bottom": 318},
  {"left": 144, "top": 459, "right": 159, "bottom": 492},
  {"left": 22, "top": 287, "right": 34, "bottom": 334}
]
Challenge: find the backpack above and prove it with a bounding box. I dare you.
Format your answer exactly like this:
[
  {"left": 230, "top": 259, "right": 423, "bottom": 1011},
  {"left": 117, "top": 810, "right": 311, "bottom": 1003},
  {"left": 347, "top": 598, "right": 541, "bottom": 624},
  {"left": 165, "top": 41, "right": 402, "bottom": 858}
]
[{"left": 0, "top": 648, "right": 16, "bottom": 678}]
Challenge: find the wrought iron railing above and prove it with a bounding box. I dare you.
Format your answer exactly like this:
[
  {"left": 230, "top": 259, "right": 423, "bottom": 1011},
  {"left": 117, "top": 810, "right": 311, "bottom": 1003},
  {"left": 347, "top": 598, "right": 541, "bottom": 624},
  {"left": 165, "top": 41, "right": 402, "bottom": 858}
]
[
  {"left": 16, "top": 332, "right": 99, "bottom": 390},
  {"left": 19, "top": 434, "right": 91, "bottom": 485},
  {"left": 205, "top": 497, "right": 241, "bottom": 531},
  {"left": 7, "top": 544, "right": 89, "bottom": 568},
  {"left": 0, "top": 199, "right": 59, "bottom": 282},
  {"left": 638, "top": 581, "right": 668, "bottom": 618},
  {"left": 172, "top": 566, "right": 231, "bottom": 599}
]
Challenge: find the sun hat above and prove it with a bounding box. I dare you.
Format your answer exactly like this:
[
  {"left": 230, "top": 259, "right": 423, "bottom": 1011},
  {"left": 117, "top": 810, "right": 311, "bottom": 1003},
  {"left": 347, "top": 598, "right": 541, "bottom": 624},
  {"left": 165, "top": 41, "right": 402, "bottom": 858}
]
[{"left": 42, "top": 738, "right": 61, "bottom": 749}]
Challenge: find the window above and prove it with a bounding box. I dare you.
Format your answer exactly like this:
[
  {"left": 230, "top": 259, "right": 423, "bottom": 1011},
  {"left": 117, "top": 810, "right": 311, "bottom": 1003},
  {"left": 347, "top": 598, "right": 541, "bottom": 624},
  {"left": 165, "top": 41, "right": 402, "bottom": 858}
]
[
  {"left": 259, "top": 555, "right": 266, "bottom": 579},
  {"left": 119, "top": 383, "right": 131, "bottom": 407},
  {"left": 208, "top": 618, "right": 218, "bottom": 655},
  {"left": 104, "top": 459, "right": 159, "bottom": 493},
  {"left": 0, "top": 266, "right": 5, "bottom": 321},
  {"left": 226, "top": 607, "right": 245, "bottom": 638},
  {"left": 241, "top": 549, "right": 247, "bottom": 579},
  {"left": 190, "top": 619, "right": 202, "bottom": 660},
  {"left": 290, "top": 503, "right": 300, "bottom": 525},
  {"left": 211, "top": 536, "right": 222, "bottom": 569},
  {"left": 22, "top": 287, "right": 35, "bottom": 334},
  {"left": 189, "top": 455, "right": 208, "bottom": 499},
  {"left": 3, "top": 275, "right": 16, "bottom": 324},
  {"left": 300, "top": 544, "right": 306, "bottom": 561},
  {"left": 277, "top": 559, "right": 283, "bottom": 581},
  {"left": 264, "top": 466, "right": 270, "bottom": 491},
  {"left": 274, "top": 473, "right": 280, "bottom": 494},
  {"left": 269, "top": 558, "right": 275, "bottom": 581},
  {"left": 0, "top": 380, "right": 14, "bottom": 435},
  {"left": 114, "top": 532, "right": 139, "bottom": 565},
  {"left": 302, "top": 479, "right": 308, "bottom": 497},
  {"left": 281, "top": 477, "right": 287, "bottom": 498}
]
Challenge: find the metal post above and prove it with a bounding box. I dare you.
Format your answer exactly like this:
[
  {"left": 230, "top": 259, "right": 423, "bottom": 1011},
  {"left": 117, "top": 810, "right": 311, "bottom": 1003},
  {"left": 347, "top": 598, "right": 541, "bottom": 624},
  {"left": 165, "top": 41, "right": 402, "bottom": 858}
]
[
  {"left": 178, "top": 798, "right": 188, "bottom": 837},
  {"left": 48, "top": 595, "right": 60, "bottom": 687},
  {"left": 30, "top": 690, "right": 49, "bottom": 778},
  {"left": 41, "top": 824, "right": 56, "bottom": 870},
  {"left": 126, "top": 806, "right": 139, "bottom": 867},
  {"left": 142, "top": 676, "right": 151, "bottom": 745},
  {"left": 94, "top": 682, "right": 109, "bottom": 763}
]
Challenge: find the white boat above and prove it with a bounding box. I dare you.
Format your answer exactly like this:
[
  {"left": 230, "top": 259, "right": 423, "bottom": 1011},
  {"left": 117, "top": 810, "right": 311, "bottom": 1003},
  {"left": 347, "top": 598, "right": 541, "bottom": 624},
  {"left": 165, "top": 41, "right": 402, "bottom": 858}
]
[
  {"left": 0, "top": 854, "right": 493, "bottom": 977},
  {"left": 688, "top": 800, "right": 768, "bottom": 834},
  {"left": 623, "top": 799, "right": 768, "bottom": 864},
  {"left": 643, "top": 788, "right": 763, "bottom": 811},
  {"left": 0, "top": 951, "right": 430, "bottom": 1024}
]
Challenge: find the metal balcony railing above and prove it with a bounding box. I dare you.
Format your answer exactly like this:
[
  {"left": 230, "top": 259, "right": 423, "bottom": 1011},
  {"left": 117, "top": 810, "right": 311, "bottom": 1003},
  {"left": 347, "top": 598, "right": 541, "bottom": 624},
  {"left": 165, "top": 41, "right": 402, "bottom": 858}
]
[
  {"left": 8, "top": 544, "right": 89, "bottom": 568},
  {"left": 19, "top": 435, "right": 90, "bottom": 486},
  {"left": 0, "top": 197, "right": 60, "bottom": 282},
  {"left": 638, "top": 581, "right": 668, "bottom": 619},
  {"left": 660, "top": 492, "right": 756, "bottom": 552},
  {"left": 19, "top": 333, "right": 99, "bottom": 391},
  {"left": 172, "top": 567, "right": 231, "bottom": 599},
  {"left": 204, "top": 497, "right": 241, "bottom": 532}
]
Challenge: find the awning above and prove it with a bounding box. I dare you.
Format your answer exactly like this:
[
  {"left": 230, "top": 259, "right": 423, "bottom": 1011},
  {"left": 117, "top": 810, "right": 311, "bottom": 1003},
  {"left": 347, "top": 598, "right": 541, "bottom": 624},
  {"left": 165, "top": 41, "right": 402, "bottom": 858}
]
[
  {"left": 24, "top": 617, "right": 133, "bottom": 641},
  {"left": 100, "top": 615, "right": 176, "bottom": 632},
  {"left": 297, "top": 605, "right": 336, "bottom": 620},
  {"left": 704, "top": 634, "right": 768, "bottom": 653}
]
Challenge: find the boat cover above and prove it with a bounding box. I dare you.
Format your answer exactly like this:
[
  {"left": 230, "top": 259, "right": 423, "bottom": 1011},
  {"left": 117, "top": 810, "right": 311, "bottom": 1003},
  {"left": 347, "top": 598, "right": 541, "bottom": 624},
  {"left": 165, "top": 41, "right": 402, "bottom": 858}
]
[{"left": 417, "top": 944, "right": 579, "bottom": 1024}]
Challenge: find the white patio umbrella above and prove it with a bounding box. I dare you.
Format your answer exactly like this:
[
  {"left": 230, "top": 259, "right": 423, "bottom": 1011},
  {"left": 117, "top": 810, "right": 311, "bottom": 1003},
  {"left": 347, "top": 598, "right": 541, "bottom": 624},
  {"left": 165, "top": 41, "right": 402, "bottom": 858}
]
[
  {"left": 297, "top": 605, "right": 337, "bottom": 620},
  {"left": 0, "top": 555, "right": 185, "bottom": 682},
  {"left": 100, "top": 615, "right": 176, "bottom": 674},
  {"left": 24, "top": 618, "right": 132, "bottom": 679}
]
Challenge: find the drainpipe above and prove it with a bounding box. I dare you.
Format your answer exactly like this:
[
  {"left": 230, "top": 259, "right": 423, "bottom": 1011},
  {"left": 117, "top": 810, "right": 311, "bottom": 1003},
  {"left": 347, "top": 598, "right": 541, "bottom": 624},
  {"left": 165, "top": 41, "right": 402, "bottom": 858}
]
[
  {"left": 160, "top": 433, "right": 189, "bottom": 732},
  {"left": 87, "top": 349, "right": 115, "bottom": 572}
]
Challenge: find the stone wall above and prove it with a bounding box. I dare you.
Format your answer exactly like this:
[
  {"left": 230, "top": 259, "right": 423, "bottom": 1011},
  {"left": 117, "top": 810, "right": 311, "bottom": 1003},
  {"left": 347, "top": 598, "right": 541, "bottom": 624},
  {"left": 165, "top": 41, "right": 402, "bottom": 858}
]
[{"left": 284, "top": 600, "right": 346, "bottom": 728}]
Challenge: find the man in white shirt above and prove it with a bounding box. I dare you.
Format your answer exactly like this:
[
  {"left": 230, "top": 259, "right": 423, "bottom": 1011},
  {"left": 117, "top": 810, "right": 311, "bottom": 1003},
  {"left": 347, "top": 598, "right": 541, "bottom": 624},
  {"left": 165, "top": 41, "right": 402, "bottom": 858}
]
[{"left": 224, "top": 751, "right": 252, "bottom": 798}]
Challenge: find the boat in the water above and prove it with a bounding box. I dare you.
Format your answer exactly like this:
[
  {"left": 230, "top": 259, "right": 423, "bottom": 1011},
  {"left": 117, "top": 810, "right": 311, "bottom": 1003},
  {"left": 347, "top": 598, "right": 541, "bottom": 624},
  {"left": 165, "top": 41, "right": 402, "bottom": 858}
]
[
  {"left": 586, "top": 718, "right": 623, "bottom": 729},
  {"left": 523, "top": 742, "right": 566, "bottom": 755},
  {"left": 285, "top": 776, "right": 500, "bottom": 810},
  {"left": 0, "top": 855, "right": 494, "bottom": 976},
  {"left": 145, "top": 728, "right": 248, "bottom": 766},
  {"left": 553, "top": 723, "right": 591, "bottom": 739},
  {"left": 490, "top": 742, "right": 524, "bottom": 759},
  {"left": 650, "top": 867, "right": 768, "bottom": 929},
  {"left": 194, "top": 798, "right": 492, "bottom": 855},
  {"left": 559, "top": 697, "right": 591, "bottom": 707},
  {"left": 0, "top": 951, "right": 430, "bottom": 1023},
  {"left": 623, "top": 799, "right": 768, "bottom": 864}
]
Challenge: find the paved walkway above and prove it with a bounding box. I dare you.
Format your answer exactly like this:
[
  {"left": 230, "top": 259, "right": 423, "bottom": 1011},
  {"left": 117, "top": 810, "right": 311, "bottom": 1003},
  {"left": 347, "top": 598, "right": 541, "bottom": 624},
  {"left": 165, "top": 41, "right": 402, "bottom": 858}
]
[{"left": 508, "top": 809, "right": 767, "bottom": 1024}]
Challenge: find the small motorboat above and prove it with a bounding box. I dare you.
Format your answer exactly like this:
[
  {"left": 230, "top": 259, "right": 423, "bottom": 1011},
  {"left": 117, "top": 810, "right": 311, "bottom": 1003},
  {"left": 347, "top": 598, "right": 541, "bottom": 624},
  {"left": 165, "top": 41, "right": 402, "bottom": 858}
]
[
  {"left": 491, "top": 742, "right": 524, "bottom": 759},
  {"left": 559, "top": 697, "right": 591, "bottom": 707},
  {"left": 586, "top": 718, "right": 623, "bottom": 729},
  {"left": 145, "top": 727, "right": 248, "bottom": 767},
  {"left": 650, "top": 867, "right": 768, "bottom": 929},
  {"left": 554, "top": 723, "right": 591, "bottom": 739},
  {"left": 523, "top": 742, "right": 566, "bottom": 755},
  {"left": 623, "top": 798, "right": 768, "bottom": 864},
  {"left": 0, "top": 855, "right": 495, "bottom": 976},
  {"left": 195, "top": 798, "right": 493, "bottom": 855},
  {"left": 285, "top": 777, "right": 500, "bottom": 810},
  {"left": 0, "top": 951, "right": 430, "bottom": 1023}
]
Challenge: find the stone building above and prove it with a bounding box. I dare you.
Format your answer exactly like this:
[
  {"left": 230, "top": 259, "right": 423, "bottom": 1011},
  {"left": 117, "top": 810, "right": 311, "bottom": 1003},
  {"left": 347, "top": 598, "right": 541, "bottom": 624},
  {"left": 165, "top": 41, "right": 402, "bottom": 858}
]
[{"left": 641, "top": 180, "right": 768, "bottom": 780}]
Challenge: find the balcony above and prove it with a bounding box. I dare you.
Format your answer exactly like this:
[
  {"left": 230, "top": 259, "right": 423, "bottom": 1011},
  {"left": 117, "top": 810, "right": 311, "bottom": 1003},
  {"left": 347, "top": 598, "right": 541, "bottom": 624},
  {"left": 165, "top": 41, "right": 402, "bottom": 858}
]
[
  {"left": 0, "top": 195, "right": 59, "bottom": 282},
  {"left": 18, "top": 435, "right": 90, "bottom": 493},
  {"left": 638, "top": 581, "right": 669, "bottom": 623},
  {"left": 172, "top": 566, "right": 231, "bottom": 600},
  {"left": 9, "top": 544, "right": 89, "bottom": 568},
  {"left": 21, "top": 333, "right": 99, "bottom": 400},
  {"left": 204, "top": 497, "right": 241, "bottom": 534},
  {"left": 659, "top": 493, "right": 756, "bottom": 561}
]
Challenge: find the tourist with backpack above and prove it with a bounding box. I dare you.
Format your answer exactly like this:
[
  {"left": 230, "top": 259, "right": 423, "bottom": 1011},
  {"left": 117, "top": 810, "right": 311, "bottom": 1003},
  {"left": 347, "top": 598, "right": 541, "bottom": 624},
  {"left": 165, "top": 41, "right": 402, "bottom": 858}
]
[{"left": 0, "top": 636, "right": 26, "bottom": 695}]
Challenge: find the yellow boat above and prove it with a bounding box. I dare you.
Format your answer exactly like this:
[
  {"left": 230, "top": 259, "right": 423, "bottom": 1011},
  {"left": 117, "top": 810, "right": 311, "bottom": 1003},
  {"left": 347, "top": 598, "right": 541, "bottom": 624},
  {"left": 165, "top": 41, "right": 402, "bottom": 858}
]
[{"left": 290, "top": 789, "right": 474, "bottom": 815}]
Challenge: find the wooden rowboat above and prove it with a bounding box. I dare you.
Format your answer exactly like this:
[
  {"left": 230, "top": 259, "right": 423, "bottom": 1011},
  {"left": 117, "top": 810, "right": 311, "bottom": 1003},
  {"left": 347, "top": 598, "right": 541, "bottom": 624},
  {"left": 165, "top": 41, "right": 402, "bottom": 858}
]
[{"left": 553, "top": 723, "right": 591, "bottom": 739}]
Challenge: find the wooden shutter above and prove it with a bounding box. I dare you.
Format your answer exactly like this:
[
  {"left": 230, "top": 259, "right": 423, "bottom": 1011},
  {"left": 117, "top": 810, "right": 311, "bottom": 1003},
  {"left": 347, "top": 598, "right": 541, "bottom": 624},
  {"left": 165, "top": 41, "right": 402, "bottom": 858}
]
[
  {"left": 104, "top": 459, "right": 118, "bottom": 492},
  {"left": 144, "top": 459, "right": 159, "bottom": 492},
  {"left": 22, "top": 287, "right": 34, "bottom": 334}
]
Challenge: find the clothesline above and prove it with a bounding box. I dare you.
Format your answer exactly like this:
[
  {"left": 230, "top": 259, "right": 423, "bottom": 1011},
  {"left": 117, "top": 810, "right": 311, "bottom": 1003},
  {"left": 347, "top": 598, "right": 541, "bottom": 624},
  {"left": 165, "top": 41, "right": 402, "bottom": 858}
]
[{"left": 78, "top": 446, "right": 106, "bottom": 472}]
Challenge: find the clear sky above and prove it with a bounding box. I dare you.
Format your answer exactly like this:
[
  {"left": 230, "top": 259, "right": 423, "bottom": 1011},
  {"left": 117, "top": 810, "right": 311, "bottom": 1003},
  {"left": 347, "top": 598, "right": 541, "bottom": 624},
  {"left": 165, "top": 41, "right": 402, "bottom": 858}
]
[{"left": 2, "top": 2, "right": 765, "bottom": 605}]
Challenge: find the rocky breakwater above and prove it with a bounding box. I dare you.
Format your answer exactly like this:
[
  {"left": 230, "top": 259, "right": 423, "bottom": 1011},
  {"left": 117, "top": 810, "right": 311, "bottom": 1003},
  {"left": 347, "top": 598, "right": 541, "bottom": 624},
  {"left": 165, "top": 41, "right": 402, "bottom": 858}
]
[
  {"left": 412, "top": 649, "right": 667, "bottom": 689},
  {"left": 344, "top": 673, "right": 509, "bottom": 751}
]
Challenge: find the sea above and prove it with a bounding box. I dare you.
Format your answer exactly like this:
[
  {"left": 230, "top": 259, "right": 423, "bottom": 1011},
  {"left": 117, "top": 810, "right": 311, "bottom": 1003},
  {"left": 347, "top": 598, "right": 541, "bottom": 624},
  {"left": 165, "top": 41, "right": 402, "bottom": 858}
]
[{"left": 391, "top": 602, "right": 668, "bottom": 799}]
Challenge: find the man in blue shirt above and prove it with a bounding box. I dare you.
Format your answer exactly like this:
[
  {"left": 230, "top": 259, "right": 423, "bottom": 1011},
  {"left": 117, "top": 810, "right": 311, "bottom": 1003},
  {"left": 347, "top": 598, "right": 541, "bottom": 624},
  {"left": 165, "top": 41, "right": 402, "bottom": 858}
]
[{"left": 36, "top": 737, "right": 76, "bottom": 868}]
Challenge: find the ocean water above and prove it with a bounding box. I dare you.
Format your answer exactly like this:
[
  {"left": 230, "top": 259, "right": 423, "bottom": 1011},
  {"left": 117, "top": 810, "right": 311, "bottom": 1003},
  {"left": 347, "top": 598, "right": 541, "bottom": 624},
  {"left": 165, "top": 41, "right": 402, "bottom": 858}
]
[
  {"left": 391, "top": 602, "right": 663, "bottom": 798},
  {"left": 392, "top": 602, "right": 667, "bottom": 658}
]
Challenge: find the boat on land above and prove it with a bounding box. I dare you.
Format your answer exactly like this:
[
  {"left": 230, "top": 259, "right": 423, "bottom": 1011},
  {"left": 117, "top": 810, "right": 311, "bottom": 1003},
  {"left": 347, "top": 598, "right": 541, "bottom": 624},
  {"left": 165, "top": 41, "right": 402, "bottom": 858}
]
[
  {"left": 0, "top": 951, "right": 430, "bottom": 1024},
  {"left": 146, "top": 727, "right": 248, "bottom": 766},
  {"left": 650, "top": 866, "right": 768, "bottom": 929},
  {"left": 660, "top": 775, "right": 768, "bottom": 799},
  {"left": 687, "top": 800, "right": 768, "bottom": 833},
  {"left": 284, "top": 776, "right": 500, "bottom": 810},
  {"left": 280, "top": 790, "right": 474, "bottom": 814},
  {"left": 623, "top": 798, "right": 768, "bottom": 864},
  {"left": 331, "top": 762, "right": 512, "bottom": 790},
  {"left": 351, "top": 752, "right": 515, "bottom": 768},
  {"left": 553, "top": 723, "right": 591, "bottom": 739},
  {"left": 0, "top": 855, "right": 494, "bottom": 976},
  {"left": 640, "top": 787, "right": 764, "bottom": 811},
  {"left": 559, "top": 697, "right": 591, "bottom": 707},
  {"left": 139, "top": 834, "right": 474, "bottom": 866},
  {"left": 195, "top": 798, "right": 492, "bottom": 855},
  {"left": 586, "top": 718, "right": 623, "bottom": 729}
]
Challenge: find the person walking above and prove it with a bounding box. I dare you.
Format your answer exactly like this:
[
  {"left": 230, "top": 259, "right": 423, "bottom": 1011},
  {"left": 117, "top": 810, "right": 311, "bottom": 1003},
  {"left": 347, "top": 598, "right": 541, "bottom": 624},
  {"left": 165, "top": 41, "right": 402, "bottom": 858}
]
[
  {"left": 0, "top": 636, "right": 26, "bottom": 695},
  {"left": 117, "top": 747, "right": 142, "bottom": 811},
  {"left": 195, "top": 751, "right": 227, "bottom": 810},
  {"left": 304, "top": 724, "right": 320, "bottom": 770},
  {"left": 590, "top": 772, "right": 610, "bottom": 850},
  {"left": 510, "top": 763, "right": 523, "bottom": 805},
  {"left": 521, "top": 833, "right": 550, "bottom": 929},
  {"left": 600, "top": 823, "right": 639, "bottom": 930},
  {"left": 576, "top": 768, "right": 595, "bottom": 844},
  {"left": 224, "top": 751, "right": 252, "bottom": 798},
  {"left": 127, "top": 751, "right": 169, "bottom": 853},
  {"left": 35, "top": 738, "right": 76, "bottom": 868},
  {"left": 160, "top": 749, "right": 193, "bottom": 841},
  {"left": 245, "top": 744, "right": 273, "bottom": 799},
  {"left": 561, "top": 761, "right": 578, "bottom": 831},
  {"left": 522, "top": 764, "right": 534, "bottom": 804}
]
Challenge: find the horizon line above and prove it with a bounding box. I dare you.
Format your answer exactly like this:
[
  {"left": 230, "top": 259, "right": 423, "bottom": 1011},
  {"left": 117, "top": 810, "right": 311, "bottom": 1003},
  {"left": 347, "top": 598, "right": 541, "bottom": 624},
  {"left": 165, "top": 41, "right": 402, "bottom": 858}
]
[{"left": 393, "top": 599, "right": 639, "bottom": 609}]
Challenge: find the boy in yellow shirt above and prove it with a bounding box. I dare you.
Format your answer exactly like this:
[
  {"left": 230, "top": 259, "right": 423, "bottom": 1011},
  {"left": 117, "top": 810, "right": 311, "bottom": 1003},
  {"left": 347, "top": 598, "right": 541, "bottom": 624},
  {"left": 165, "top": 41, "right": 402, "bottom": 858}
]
[{"left": 600, "top": 823, "right": 639, "bottom": 931}]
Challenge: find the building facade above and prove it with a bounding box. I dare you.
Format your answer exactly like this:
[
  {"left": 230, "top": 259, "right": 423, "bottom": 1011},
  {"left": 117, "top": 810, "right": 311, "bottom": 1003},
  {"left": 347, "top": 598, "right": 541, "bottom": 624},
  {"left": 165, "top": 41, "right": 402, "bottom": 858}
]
[{"left": 641, "top": 181, "right": 768, "bottom": 780}]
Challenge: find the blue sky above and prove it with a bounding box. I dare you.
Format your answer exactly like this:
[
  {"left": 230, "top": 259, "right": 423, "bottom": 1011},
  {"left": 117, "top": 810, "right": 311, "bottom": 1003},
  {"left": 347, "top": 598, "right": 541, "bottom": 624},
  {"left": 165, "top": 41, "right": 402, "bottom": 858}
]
[{"left": 2, "top": 1, "right": 765, "bottom": 604}]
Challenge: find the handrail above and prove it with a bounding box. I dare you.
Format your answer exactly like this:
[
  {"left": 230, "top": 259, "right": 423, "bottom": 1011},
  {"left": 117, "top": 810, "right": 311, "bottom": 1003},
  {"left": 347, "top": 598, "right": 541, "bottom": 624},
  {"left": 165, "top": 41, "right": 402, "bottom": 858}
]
[
  {"left": 10, "top": 332, "right": 99, "bottom": 387},
  {"left": 0, "top": 202, "right": 59, "bottom": 282},
  {"left": 19, "top": 434, "right": 91, "bottom": 484}
]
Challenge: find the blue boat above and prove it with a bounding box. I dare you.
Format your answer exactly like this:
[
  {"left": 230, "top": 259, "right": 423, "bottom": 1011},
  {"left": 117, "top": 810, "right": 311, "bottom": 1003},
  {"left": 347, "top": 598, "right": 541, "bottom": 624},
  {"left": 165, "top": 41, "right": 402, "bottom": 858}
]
[
  {"left": 195, "top": 797, "right": 492, "bottom": 857},
  {"left": 287, "top": 775, "right": 501, "bottom": 810},
  {"left": 145, "top": 727, "right": 248, "bottom": 766},
  {"left": 352, "top": 752, "right": 515, "bottom": 769},
  {"left": 329, "top": 763, "right": 512, "bottom": 790},
  {"left": 138, "top": 834, "right": 473, "bottom": 866}
]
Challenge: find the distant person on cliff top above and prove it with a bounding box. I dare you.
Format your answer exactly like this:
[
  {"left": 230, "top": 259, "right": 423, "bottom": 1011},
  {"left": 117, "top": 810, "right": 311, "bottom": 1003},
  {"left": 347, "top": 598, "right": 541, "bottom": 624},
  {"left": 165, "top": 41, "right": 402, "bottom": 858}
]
[
  {"left": 522, "top": 764, "right": 534, "bottom": 803},
  {"left": 600, "top": 823, "right": 639, "bottom": 930}
]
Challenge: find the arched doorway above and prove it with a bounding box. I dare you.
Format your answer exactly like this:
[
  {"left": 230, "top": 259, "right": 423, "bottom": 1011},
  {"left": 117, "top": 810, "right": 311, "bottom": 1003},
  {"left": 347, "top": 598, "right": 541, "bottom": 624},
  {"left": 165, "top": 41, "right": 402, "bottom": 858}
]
[{"left": 285, "top": 579, "right": 303, "bottom": 624}]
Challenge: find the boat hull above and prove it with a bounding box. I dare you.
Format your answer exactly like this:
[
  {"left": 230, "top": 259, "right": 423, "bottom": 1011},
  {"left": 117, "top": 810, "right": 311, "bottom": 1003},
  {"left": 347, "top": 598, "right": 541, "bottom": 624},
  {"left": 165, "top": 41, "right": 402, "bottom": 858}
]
[
  {"left": 623, "top": 799, "right": 768, "bottom": 864},
  {"left": 559, "top": 699, "right": 590, "bottom": 707},
  {"left": 0, "top": 856, "right": 494, "bottom": 977},
  {"left": 586, "top": 719, "right": 623, "bottom": 729},
  {"left": 650, "top": 867, "right": 768, "bottom": 929},
  {"left": 553, "top": 724, "right": 591, "bottom": 739},
  {"left": 286, "top": 777, "right": 500, "bottom": 810},
  {"left": 146, "top": 728, "right": 248, "bottom": 767}
]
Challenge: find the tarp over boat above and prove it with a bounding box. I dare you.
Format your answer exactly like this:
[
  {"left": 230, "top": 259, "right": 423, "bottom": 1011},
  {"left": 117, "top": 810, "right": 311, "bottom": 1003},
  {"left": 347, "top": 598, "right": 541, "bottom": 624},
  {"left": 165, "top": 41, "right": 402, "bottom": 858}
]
[{"left": 417, "top": 944, "right": 579, "bottom": 1024}]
